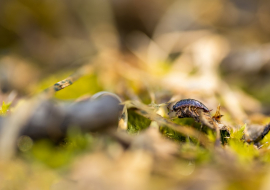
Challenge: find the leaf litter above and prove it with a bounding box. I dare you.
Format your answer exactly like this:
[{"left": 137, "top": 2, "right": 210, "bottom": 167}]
[{"left": 1, "top": 1, "right": 270, "bottom": 189}]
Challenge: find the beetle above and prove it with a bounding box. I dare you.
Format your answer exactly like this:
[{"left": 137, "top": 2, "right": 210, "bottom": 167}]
[{"left": 169, "top": 99, "right": 211, "bottom": 122}]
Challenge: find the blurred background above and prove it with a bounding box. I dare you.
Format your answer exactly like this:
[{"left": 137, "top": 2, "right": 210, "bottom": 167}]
[
  {"left": 1, "top": 1, "right": 270, "bottom": 189},
  {"left": 1, "top": 0, "right": 270, "bottom": 107}
]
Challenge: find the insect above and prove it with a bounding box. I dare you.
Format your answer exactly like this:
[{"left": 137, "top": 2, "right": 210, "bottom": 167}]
[{"left": 169, "top": 99, "right": 211, "bottom": 122}]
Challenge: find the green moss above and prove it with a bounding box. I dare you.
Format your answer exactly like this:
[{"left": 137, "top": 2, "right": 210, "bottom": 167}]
[
  {"left": 0, "top": 101, "right": 11, "bottom": 115},
  {"left": 127, "top": 109, "right": 151, "bottom": 134},
  {"left": 230, "top": 125, "right": 245, "bottom": 140},
  {"left": 27, "top": 127, "right": 93, "bottom": 168},
  {"left": 159, "top": 126, "right": 186, "bottom": 142},
  {"left": 172, "top": 118, "right": 207, "bottom": 132},
  {"left": 228, "top": 125, "right": 259, "bottom": 163},
  {"left": 220, "top": 129, "right": 230, "bottom": 144},
  {"left": 180, "top": 142, "right": 211, "bottom": 163},
  {"left": 228, "top": 139, "right": 259, "bottom": 163}
]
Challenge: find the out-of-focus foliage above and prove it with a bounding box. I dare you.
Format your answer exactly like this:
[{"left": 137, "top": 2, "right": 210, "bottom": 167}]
[
  {"left": 36, "top": 72, "right": 102, "bottom": 100},
  {"left": 29, "top": 128, "right": 93, "bottom": 168},
  {"left": 0, "top": 101, "right": 11, "bottom": 115},
  {"left": 127, "top": 110, "right": 151, "bottom": 134},
  {"left": 2, "top": 0, "right": 270, "bottom": 190},
  {"left": 228, "top": 125, "right": 259, "bottom": 163}
]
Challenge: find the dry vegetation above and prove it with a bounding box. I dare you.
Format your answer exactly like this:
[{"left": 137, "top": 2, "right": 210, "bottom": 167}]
[{"left": 1, "top": 0, "right": 270, "bottom": 189}]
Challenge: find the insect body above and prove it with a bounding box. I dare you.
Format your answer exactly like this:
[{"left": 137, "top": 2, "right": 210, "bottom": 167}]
[{"left": 170, "top": 99, "right": 211, "bottom": 122}]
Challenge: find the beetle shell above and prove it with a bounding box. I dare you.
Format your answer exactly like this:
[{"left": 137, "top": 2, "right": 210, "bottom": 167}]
[
  {"left": 171, "top": 99, "right": 210, "bottom": 123},
  {"left": 173, "top": 99, "right": 210, "bottom": 112}
]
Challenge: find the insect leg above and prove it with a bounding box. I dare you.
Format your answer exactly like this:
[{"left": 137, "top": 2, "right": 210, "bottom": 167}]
[
  {"left": 176, "top": 110, "right": 183, "bottom": 118},
  {"left": 193, "top": 108, "right": 199, "bottom": 117},
  {"left": 188, "top": 106, "right": 192, "bottom": 113},
  {"left": 191, "top": 107, "right": 200, "bottom": 122},
  {"left": 181, "top": 111, "right": 186, "bottom": 118}
]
